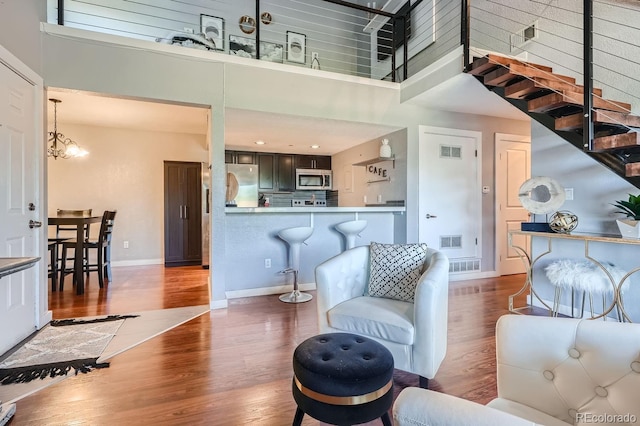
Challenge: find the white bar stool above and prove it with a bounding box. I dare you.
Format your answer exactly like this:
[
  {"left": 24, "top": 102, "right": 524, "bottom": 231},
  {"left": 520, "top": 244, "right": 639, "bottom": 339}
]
[
  {"left": 335, "top": 220, "right": 367, "bottom": 251},
  {"left": 545, "top": 259, "right": 627, "bottom": 319},
  {"left": 278, "top": 226, "right": 314, "bottom": 303}
]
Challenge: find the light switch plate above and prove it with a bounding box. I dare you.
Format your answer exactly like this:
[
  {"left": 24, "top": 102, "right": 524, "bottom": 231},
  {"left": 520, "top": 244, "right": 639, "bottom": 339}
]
[{"left": 565, "top": 188, "right": 574, "bottom": 200}]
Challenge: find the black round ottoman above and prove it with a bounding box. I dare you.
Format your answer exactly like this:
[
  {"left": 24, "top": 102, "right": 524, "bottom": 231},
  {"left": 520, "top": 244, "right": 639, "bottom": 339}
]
[{"left": 291, "top": 332, "right": 394, "bottom": 426}]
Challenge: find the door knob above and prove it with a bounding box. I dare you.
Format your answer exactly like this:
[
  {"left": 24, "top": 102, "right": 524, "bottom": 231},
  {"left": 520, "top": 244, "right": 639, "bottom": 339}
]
[
  {"left": 425, "top": 214, "right": 437, "bottom": 219},
  {"left": 29, "top": 220, "right": 42, "bottom": 228}
]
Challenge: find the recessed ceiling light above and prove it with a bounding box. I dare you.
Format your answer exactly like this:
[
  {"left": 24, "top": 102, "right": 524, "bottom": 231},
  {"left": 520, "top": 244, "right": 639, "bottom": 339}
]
[
  {"left": 255, "top": 140, "right": 265, "bottom": 145},
  {"left": 310, "top": 145, "right": 320, "bottom": 149}
]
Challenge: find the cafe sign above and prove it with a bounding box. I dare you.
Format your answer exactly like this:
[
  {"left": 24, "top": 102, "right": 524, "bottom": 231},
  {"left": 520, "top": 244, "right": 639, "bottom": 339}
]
[{"left": 367, "top": 165, "right": 388, "bottom": 178}]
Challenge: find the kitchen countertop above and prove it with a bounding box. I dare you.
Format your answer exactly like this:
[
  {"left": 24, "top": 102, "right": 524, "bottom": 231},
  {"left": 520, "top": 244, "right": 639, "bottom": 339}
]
[
  {"left": 0, "top": 257, "right": 40, "bottom": 279},
  {"left": 225, "top": 206, "right": 405, "bottom": 214}
]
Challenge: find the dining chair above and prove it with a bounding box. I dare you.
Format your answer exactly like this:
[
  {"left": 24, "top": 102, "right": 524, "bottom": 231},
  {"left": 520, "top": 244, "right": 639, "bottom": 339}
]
[
  {"left": 60, "top": 210, "right": 117, "bottom": 289},
  {"left": 47, "top": 241, "right": 58, "bottom": 292},
  {"left": 49, "top": 208, "right": 92, "bottom": 290}
]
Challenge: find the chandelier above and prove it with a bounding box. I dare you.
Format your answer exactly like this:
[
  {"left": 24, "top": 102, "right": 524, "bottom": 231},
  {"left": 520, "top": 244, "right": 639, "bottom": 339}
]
[{"left": 47, "top": 98, "right": 88, "bottom": 160}]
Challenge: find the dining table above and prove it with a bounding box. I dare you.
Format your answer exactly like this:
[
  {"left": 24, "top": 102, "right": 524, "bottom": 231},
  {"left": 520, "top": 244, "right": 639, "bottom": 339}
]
[{"left": 48, "top": 214, "right": 102, "bottom": 295}]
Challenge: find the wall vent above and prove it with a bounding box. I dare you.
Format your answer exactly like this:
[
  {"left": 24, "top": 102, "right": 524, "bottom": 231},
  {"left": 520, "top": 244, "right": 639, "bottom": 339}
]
[
  {"left": 449, "top": 258, "right": 481, "bottom": 274},
  {"left": 440, "top": 235, "right": 462, "bottom": 249},
  {"left": 511, "top": 21, "right": 538, "bottom": 52},
  {"left": 440, "top": 145, "right": 462, "bottom": 159}
]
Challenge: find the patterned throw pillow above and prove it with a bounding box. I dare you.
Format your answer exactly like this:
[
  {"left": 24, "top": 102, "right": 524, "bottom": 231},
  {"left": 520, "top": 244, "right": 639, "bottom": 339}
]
[{"left": 367, "top": 242, "right": 429, "bottom": 302}]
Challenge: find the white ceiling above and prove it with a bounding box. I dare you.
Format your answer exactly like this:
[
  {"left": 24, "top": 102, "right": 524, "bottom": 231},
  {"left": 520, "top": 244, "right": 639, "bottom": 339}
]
[
  {"left": 46, "top": 90, "right": 210, "bottom": 135},
  {"left": 403, "top": 73, "right": 530, "bottom": 121},
  {"left": 224, "top": 108, "right": 402, "bottom": 156},
  {"left": 47, "top": 73, "right": 527, "bottom": 156},
  {"left": 46, "top": 89, "right": 401, "bottom": 156}
]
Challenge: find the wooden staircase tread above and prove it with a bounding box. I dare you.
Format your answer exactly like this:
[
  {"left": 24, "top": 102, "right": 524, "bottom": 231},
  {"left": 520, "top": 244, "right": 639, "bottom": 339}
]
[
  {"left": 556, "top": 110, "right": 640, "bottom": 131},
  {"left": 529, "top": 91, "right": 631, "bottom": 114},
  {"left": 505, "top": 77, "right": 603, "bottom": 99},
  {"left": 468, "top": 54, "right": 553, "bottom": 76},
  {"left": 592, "top": 132, "right": 640, "bottom": 153},
  {"left": 484, "top": 63, "right": 575, "bottom": 87},
  {"left": 469, "top": 54, "right": 640, "bottom": 186}
]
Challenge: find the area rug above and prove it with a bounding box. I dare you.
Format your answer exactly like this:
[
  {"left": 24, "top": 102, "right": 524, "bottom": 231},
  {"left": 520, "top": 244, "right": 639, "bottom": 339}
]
[
  {"left": 0, "top": 315, "right": 137, "bottom": 385},
  {"left": 0, "top": 305, "right": 209, "bottom": 405}
]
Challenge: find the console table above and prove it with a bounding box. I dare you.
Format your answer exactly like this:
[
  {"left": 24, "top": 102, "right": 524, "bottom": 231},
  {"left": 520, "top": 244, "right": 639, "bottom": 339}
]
[{"left": 508, "top": 230, "right": 639, "bottom": 322}]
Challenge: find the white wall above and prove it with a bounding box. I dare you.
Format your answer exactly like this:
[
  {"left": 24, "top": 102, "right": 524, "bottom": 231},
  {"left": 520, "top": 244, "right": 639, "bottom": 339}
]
[
  {"left": 530, "top": 121, "right": 640, "bottom": 321},
  {"left": 47, "top": 124, "right": 208, "bottom": 264},
  {"left": 332, "top": 129, "right": 407, "bottom": 207},
  {"left": 0, "top": 1, "right": 44, "bottom": 74}
]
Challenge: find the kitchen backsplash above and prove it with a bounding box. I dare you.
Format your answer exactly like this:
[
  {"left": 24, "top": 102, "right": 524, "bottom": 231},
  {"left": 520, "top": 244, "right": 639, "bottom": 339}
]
[{"left": 259, "top": 190, "right": 337, "bottom": 207}]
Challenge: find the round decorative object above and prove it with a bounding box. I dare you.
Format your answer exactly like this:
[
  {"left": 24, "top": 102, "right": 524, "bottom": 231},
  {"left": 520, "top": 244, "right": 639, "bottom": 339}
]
[
  {"left": 518, "top": 176, "right": 566, "bottom": 214},
  {"left": 260, "top": 12, "right": 273, "bottom": 25},
  {"left": 549, "top": 210, "right": 578, "bottom": 233},
  {"left": 239, "top": 15, "right": 256, "bottom": 34},
  {"left": 379, "top": 138, "right": 391, "bottom": 158}
]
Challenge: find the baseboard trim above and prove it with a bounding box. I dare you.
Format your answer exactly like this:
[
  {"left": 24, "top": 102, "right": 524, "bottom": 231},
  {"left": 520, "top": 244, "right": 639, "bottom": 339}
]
[
  {"left": 210, "top": 299, "right": 228, "bottom": 310},
  {"left": 111, "top": 259, "right": 163, "bottom": 267},
  {"left": 226, "top": 283, "right": 317, "bottom": 299},
  {"left": 449, "top": 271, "right": 499, "bottom": 281}
]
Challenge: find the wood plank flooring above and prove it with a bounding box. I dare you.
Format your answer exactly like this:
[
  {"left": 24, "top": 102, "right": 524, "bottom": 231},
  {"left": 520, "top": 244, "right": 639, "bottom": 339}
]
[{"left": 10, "top": 266, "right": 527, "bottom": 425}]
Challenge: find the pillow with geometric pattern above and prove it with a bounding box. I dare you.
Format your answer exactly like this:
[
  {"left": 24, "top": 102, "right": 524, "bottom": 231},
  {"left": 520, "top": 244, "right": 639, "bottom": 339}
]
[{"left": 367, "top": 242, "right": 429, "bottom": 302}]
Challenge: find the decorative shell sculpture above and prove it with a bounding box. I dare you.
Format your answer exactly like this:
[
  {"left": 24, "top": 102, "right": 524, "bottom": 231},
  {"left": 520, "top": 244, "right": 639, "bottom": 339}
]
[{"left": 549, "top": 210, "right": 578, "bottom": 234}]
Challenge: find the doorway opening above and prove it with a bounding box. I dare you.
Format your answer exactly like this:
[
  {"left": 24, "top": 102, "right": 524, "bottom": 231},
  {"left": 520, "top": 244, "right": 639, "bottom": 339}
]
[{"left": 45, "top": 88, "right": 211, "bottom": 316}]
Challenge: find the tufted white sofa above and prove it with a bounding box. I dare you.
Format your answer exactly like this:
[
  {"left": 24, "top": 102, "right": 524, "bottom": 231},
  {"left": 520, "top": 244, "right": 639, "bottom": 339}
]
[
  {"left": 315, "top": 245, "right": 449, "bottom": 386},
  {"left": 393, "top": 314, "right": 640, "bottom": 426}
]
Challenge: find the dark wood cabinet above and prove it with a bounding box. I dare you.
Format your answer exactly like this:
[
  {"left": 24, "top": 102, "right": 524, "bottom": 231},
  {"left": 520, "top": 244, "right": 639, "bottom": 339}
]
[
  {"left": 257, "top": 153, "right": 294, "bottom": 192},
  {"left": 164, "top": 161, "right": 202, "bottom": 266},
  {"left": 277, "top": 154, "right": 295, "bottom": 192},
  {"left": 257, "top": 153, "right": 275, "bottom": 191},
  {"left": 225, "top": 150, "right": 256, "bottom": 164},
  {"left": 295, "top": 155, "right": 331, "bottom": 170}
]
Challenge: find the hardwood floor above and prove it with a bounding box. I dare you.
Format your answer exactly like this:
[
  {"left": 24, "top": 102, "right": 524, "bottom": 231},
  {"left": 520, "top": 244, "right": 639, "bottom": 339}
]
[{"left": 10, "top": 266, "right": 527, "bottom": 425}]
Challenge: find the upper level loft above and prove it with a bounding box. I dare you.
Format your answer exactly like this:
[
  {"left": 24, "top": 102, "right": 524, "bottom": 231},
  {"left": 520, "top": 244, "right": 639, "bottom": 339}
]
[{"left": 46, "top": 0, "right": 458, "bottom": 83}]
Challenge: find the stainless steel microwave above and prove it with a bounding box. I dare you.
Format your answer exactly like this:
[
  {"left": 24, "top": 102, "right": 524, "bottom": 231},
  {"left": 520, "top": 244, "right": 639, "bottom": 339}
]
[{"left": 295, "top": 169, "right": 332, "bottom": 190}]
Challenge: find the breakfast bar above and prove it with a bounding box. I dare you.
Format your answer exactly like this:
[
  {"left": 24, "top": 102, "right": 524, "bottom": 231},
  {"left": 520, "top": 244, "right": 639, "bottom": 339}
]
[{"left": 224, "top": 206, "right": 406, "bottom": 297}]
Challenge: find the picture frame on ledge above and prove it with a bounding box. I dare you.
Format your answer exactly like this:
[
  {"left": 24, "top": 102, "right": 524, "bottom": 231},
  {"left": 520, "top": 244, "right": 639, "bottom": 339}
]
[
  {"left": 200, "top": 14, "right": 224, "bottom": 51},
  {"left": 286, "top": 31, "right": 306, "bottom": 64},
  {"left": 260, "top": 41, "right": 284, "bottom": 63},
  {"left": 229, "top": 34, "right": 256, "bottom": 59}
]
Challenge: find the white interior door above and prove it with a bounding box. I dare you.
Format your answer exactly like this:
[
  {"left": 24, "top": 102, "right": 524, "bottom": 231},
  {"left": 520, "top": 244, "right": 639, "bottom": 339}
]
[
  {"left": 418, "top": 126, "right": 482, "bottom": 267},
  {"left": 495, "top": 133, "right": 531, "bottom": 276},
  {"left": 0, "top": 60, "right": 38, "bottom": 353}
]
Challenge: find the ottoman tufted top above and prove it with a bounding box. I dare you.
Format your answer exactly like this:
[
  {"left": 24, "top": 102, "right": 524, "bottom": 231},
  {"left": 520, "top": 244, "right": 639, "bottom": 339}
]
[{"left": 293, "top": 333, "right": 394, "bottom": 398}]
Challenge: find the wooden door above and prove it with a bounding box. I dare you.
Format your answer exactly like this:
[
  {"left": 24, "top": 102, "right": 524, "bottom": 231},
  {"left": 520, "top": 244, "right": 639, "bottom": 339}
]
[
  {"left": 496, "top": 134, "right": 531, "bottom": 275},
  {"left": 164, "top": 162, "right": 202, "bottom": 266},
  {"left": 0, "top": 60, "right": 38, "bottom": 353},
  {"left": 183, "top": 164, "right": 202, "bottom": 263}
]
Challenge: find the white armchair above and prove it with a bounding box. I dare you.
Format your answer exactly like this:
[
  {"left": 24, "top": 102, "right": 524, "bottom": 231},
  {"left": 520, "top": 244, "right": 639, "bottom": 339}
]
[
  {"left": 315, "top": 245, "right": 450, "bottom": 387},
  {"left": 393, "top": 314, "right": 640, "bottom": 426}
]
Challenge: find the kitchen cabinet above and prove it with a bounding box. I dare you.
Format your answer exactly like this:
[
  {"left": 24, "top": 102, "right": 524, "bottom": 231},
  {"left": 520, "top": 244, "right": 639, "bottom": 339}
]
[
  {"left": 164, "top": 161, "right": 202, "bottom": 266},
  {"left": 257, "top": 153, "right": 295, "bottom": 192},
  {"left": 257, "top": 153, "right": 275, "bottom": 191},
  {"left": 225, "top": 150, "right": 256, "bottom": 164},
  {"left": 278, "top": 154, "right": 295, "bottom": 191},
  {"left": 295, "top": 155, "right": 331, "bottom": 170}
]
